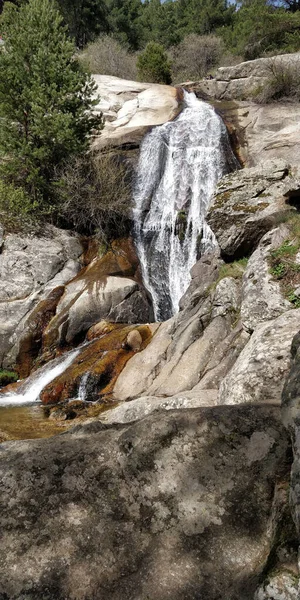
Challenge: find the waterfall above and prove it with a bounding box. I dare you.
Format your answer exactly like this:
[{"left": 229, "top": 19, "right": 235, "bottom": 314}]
[
  {"left": 0, "top": 350, "right": 79, "bottom": 406},
  {"left": 77, "top": 372, "right": 89, "bottom": 402},
  {"left": 133, "top": 91, "right": 235, "bottom": 321}
]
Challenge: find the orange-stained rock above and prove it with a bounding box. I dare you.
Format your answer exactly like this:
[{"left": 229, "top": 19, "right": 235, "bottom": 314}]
[
  {"left": 40, "top": 324, "right": 153, "bottom": 405},
  {"left": 42, "top": 237, "right": 152, "bottom": 351},
  {"left": 123, "top": 329, "right": 143, "bottom": 352},
  {"left": 16, "top": 286, "right": 65, "bottom": 378},
  {"left": 86, "top": 320, "right": 123, "bottom": 341},
  {"left": 0, "top": 380, "right": 23, "bottom": 395}
]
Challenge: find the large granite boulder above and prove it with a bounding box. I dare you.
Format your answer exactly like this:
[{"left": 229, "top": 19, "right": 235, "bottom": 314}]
[
  {"left": 241, "top": 225, "right": 292, "bottom": 333},
  {"left": 0, "top": 405, "right": 294, "bottom": 600},
  {"left": 219, "top": 309, "right": 300, "bottom": 406},
  {"left": 207, "top": 160, "right": 296, "bottom": 260},
  {"left": 43, "top": 238, "right": 153, "bottom": 352},
  {"left": 196, "top": 52, "right": 300, "bottom": 102},
  {"left": 113, "top": 251, "right": 247, "bottom": 402},
  {"left": 92, "top": 75, "right": 183, "bottom": 149},
  {"left": 217, "top": 101, "right": 300, "bottom": 168},
  {"left": 0, "top": 226, "right": 83, "bottom": 371}
]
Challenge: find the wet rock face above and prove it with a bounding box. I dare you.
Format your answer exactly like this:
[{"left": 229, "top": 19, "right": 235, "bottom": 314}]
[
  {"left": 43, "top": 238, "right": 153, "bottom": 352},
  {"left": 40, "top": 324, "right": 154, "bottom": 405},
  {"left": 0, "top": 405, "right": 293, "bottom": 600}
]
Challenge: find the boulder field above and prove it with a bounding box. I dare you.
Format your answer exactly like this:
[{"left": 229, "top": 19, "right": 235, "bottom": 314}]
[{"left": 1, "top": 60, "right": 300, "bottom": 599}]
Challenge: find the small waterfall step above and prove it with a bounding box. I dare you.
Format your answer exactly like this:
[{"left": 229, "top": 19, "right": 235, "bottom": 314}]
[
  {"left": 133, "top": 91, "right": 236, "bottom": 322},
  {"left": 0, "top": 350, "right": 79, "bottom": 406}
]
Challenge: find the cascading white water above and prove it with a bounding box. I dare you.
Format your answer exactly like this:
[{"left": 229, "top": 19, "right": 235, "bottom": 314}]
[
  {"left": 77, "top": 372, "right": 89, "bottom": 402},
  {"left": 0, "top": 349, "right": 79, "bottom": 406},
  {"left": 133, "top": 91, "right": 235, "bottom": 321}
]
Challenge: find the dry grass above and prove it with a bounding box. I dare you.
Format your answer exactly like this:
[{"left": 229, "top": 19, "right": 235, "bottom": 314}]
[
  {"left": 170, "top": 34, "right": 224, "bottom": 83},
  {"left": 80, "top": 36, "right": 138, "bottom": 80},
  {"left": 58, "top": 150, "right": 133, "bottom": 242}
]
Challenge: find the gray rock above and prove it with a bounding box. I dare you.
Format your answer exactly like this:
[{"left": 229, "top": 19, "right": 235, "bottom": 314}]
[
  {"left": 281, "top": 331, "right": 300, "bottom": 545},
  {"left": 100, "top": 390, "right": 218, "bottom": 425},
  {"left": 114, "top": 256, "right": 244, "bottom": 402},
  {"left": 46, "top": 274, "right": 152, "bottom": 348},
  {"left": 211, "top": 276, "right": 240, "bottom": 319},
  {"left": 0, "top": 227, "right": 83, "bottom": 368},
  {"left": 195, "top": 52, "right": 300, "bottom": 102},
  {"left": 207, "top": 160, "right": 293, "bottom": 260},
  {"left": 255, "top": 573, "right": 299, "bottom": 600},
  {"left": 0, "top": 405, "right": 293, "bottom": 600},
  {"left": 219, "top": 309, "right": 300, "bottom": 406},
  {"left": 241, "top": 225, "right": 292, "bottom": 332}
]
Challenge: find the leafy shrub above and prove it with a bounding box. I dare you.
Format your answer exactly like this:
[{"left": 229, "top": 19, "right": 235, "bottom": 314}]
[
  {"left": 58, "top": 151, "right": 133, "bottom": 242},
  {"left": 170, "top": 34, "right": 224, "bottom": 82},
  {"left": 137, "top": 42, "right": 172, "bottom": 84},
  {"left": 0, "top": 179, "right": 38, "bottom": 231},
  {"left": 80, "top": 36, "right": 138, "bottom": 80}
]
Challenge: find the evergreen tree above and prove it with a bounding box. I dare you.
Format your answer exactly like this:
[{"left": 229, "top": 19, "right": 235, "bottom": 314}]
[
  {"left": 137, "top": 41, "right": 172, "bottom": 83},
  {"left": 0, "top": 0, "right": 103, "bottom": 210},
  {"left": 141, "top": 0, "right": 180, "bottom": 47},
  {"left": 105, "top": 0, "right": 144, "bottom": 49},
  {"left": 57, "top": 0, "right": 109, "bottom": 48}
]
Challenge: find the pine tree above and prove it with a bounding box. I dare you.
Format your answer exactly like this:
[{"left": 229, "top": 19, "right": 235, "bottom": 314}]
[
  {"left": 0, "top": 0, "right": 103, "bottom": 210},
  {"left": 137, "top": 41, "right": 172, "bottom": 83}
]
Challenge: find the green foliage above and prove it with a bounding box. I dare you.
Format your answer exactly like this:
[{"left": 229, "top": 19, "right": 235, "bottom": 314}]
[
  {"left": 222, "top": 1, "right": 300, "bottom": 59},
  {"left": 137, "top": 41, "right": 172, "bottom": 83},
  {"left": 0, "top": 179, "right": 37, "bottom": 230},
  {"left": 287, "top": 290, "right": 300, "bottom": 307},
  {"left": 0, "top": 370, "right": 18, "bottom": 386},
  {"left": 217, "top": 257, "right": 248, "bottom": 282},
  {"left": 268, "top": 225, "right": 300, "bottom": 306},
  {"left": 0, "top": 0, "right": 103, "bottom": 214},
  {"left": 271, "top": 239, "right": 299, "bottom": 258},
  {"left": 105, "top": 0, "right": 144, "bottom": 50},
  {"left": 270, "top": 261, "right": 286, "bottom": 278},
  {"left": 57, "top": 0, "right": 109, "bottom": 48},
  {"left": 140, "top": 0, "right": 180, "bottom": 47}
]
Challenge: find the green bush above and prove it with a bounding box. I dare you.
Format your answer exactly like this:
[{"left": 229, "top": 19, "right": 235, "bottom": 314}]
[
  {"left": 137, "top": 42, "right": 172, "bottom": 84},
  {"left": 0, "top": 179, "right": 38, "bottom": 231},
  {"left": 0, "top": 370, "right": 18, "bottom": 387}
]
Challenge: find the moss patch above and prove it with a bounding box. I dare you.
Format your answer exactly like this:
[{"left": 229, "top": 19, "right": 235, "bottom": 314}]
[{"left": 217, "top": 257, "right": 248, "bottom": 283}]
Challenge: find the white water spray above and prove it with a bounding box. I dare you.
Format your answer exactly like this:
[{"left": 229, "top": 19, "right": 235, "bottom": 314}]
[
  {"left": 0, "top": 350, "right": 79, "bottom": 406},
  {"left": 133, "top": 91, "right": 234, "bottom": 321},
  {"left": 77, "top": 372, "right": 89, "bottom": 402}
]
